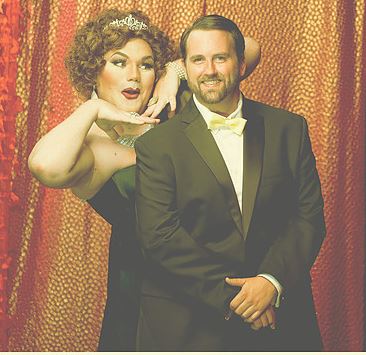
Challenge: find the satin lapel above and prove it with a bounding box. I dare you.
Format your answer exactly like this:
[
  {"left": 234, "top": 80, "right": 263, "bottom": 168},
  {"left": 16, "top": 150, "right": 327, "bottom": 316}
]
[
  {"left": 242, "top": 100, "right": 264, "bottom": 240},
  {"left": 182, "top": 100, "right": 243, "bottom": 236}
]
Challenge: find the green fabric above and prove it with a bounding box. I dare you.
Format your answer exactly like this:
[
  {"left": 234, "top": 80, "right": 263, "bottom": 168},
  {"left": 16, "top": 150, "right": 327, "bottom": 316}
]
[
  {"left": 92, "top": 87, "right": 192, "bottom": 351},
  {"left": 112, "top": 165, "right": 135, "bottom": 200},
  {"left": 89, "top": 166, "right": 141, "bottom": 351}
]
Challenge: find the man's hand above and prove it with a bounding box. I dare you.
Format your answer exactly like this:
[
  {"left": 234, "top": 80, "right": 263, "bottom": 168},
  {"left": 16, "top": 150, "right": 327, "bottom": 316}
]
[
  {"left": 225, "top": 276, "right": 277, "bottom": 322},
  {"left": 250, "top": 305, "right": 276, "bottom": 331}
]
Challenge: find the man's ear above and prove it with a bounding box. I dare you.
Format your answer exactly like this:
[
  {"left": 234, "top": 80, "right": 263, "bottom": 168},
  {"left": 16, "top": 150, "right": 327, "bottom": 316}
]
[{"left": 239, "top": 60, "right": 247, "bottom": 80}]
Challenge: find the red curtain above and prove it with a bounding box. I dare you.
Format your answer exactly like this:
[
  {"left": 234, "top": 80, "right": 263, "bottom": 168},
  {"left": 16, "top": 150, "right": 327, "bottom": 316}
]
[
  {"left": 0, "top": 0, "right": 22, "bottom": 350},
  {"left": 1, "top": 0, "right": 365, "bottom": 351}
]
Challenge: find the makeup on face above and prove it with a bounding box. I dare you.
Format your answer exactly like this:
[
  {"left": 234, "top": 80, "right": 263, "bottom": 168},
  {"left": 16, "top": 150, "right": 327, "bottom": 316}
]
[
  {"left": 121, "top": 87, "right": 140, "bottom": 100},
  {"left": 97, "top": 39, "right": 156, "bottom": 113}
]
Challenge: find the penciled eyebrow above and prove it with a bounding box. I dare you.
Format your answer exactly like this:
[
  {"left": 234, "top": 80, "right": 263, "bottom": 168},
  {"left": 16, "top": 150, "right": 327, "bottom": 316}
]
[
  {"left": 189, "top": 54, "right": 204, "bottom": 61},
  {"left": 109, "top": 51, "right": 154, "bottom": 62}
]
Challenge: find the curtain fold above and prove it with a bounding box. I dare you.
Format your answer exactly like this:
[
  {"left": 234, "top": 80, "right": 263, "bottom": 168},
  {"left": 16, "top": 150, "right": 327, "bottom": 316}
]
[{"left": 2, "top": 0, "right": 364, "bottom": 351}]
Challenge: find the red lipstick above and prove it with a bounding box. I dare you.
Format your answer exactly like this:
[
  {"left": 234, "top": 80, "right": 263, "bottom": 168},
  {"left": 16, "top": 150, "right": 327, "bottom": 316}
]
[{"left": 122, "top": 88, "right": 140, "bottom": 99}]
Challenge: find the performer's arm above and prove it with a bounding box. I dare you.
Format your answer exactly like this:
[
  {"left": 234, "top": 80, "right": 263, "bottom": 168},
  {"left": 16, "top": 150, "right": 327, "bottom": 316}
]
[{"left": 28, "top": 99, "right": 156, "bottom": 199}]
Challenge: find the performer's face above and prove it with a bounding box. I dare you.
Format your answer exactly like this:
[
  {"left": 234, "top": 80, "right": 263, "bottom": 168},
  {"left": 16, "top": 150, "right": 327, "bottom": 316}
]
[
  {"left": 96, "top": 38, "right": 155, "bottom": 114},
  {"left": 185, "top": 29, "right": 246, "bottom": 114}
]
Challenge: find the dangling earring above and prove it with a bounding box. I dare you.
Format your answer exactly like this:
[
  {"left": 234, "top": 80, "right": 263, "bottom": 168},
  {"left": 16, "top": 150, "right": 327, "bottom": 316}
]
[{"left": 91, "top": 85, "right": 98, "bottom": 99}]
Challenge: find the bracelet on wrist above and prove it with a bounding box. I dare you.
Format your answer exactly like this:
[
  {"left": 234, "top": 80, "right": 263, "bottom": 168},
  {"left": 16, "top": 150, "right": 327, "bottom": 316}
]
[{"left": 166, "top": 61, "right": 187, "bottom": 81}]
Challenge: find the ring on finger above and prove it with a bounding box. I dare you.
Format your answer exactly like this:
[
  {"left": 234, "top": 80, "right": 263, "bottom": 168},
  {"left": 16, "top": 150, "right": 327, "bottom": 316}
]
[
  {"left": 148, "top": 96, "right": 158, "bottom": 106},
  {"left": 129, "top": 112, "right": 140, "bottom": 121}
]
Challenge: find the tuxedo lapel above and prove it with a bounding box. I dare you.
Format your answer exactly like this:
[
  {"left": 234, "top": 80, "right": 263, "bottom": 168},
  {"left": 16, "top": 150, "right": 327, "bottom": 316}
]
[
  {"left": 181, "top": 99, "right": 243, "bottom": 236},
  {"left": 242, "top": 99, "right": 264, "bottom": 240}
]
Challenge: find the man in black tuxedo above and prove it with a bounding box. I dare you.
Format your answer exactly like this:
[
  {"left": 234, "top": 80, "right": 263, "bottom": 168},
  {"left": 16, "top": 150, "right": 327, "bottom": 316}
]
[{"left": 135, "top": 14, "right": 325, "bottom": 351}]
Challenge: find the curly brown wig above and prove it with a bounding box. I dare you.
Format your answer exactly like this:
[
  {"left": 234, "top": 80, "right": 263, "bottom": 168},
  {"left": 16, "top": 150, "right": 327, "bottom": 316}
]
[{"left": 65, "top": 9, "right": 178, "bottom": 99}]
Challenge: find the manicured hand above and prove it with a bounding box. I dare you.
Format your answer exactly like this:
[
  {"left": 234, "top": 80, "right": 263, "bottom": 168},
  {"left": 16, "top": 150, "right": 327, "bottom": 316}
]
[
  {"left": 143, "top": 60, "right": 184, "bottom": 118},
  {"left": 94, "top": 99, "right": 159, "bottom": 140}
]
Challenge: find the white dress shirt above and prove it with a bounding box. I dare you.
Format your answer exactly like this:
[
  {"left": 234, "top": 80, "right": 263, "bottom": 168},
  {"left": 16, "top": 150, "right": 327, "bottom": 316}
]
[
  {"left": 193, "top": 95, "right": 244, "bottom": 211},
  {"left": 193, "top": 94, "right": 283, "bottom": 307}
]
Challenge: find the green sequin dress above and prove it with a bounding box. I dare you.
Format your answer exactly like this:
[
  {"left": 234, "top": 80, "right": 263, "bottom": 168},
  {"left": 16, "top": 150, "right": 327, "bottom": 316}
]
[
  {"left": 88, "top": 165, "right": 143, "bottom": 351},
  {"left": 87, "top": 86, "right": 192, "bottom": 351}
]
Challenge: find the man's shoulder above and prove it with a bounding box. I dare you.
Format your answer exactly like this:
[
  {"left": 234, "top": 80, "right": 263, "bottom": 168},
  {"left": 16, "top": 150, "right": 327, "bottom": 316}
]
[
  {"left": 136, "top": 114, "right": 183, "bottom": 149},
  {"left": 137, "top": 98, "right": 197, "bottom": 146},
  {"left": 246, "top": 97, "right": 306, "bottom": 126}
]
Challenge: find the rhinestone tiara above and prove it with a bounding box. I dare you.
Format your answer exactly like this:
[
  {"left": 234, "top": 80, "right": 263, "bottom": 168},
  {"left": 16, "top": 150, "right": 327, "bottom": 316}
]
[{"left": 107, "top": 14, "right": 148, "bottom": 31}]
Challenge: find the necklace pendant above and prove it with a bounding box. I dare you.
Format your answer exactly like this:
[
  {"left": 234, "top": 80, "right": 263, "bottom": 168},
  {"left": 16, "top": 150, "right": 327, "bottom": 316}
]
[
  {"left": 116, "top": 135, "right": 138, "bottom": 148},
  {"left": 115, "top": 123, "right": 154, "bottom": 148}
]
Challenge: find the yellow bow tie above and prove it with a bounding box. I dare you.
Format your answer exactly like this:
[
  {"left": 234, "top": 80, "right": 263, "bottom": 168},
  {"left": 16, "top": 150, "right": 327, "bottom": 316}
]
[{"left": 207, "top": 113, "right": 247, "bottom": 135}]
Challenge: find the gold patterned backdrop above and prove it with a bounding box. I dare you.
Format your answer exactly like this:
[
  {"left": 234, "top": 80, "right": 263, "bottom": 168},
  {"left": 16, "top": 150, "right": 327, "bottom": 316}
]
[{"left": 4, "top": 0, "right": 365, "bottom": 351}]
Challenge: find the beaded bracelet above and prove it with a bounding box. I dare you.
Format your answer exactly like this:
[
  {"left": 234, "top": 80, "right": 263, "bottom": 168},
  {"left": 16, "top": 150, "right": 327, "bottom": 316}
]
[{"left": 166, "top": 61, "right": 187, "bottom": 80}]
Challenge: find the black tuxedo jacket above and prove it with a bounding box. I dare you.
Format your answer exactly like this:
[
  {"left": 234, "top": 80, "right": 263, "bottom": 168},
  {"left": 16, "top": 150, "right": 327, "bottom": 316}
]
[{"left": 135, "top": 97, "right": 325, "bottom": 351}]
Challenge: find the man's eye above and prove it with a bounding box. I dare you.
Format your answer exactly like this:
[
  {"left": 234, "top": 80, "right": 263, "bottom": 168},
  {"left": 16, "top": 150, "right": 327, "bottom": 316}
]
[
  {"left": 193, "top": 58, "right": 204, "bottom": 64},
  {"left": 140, "top": 63, "right": 154, "bottom": 70},
  {"left": 215, "top": 56, "right": 227, "bottom": 63},
  {"left": 112, "top": 59, "right": 126, "bottom": 67}
]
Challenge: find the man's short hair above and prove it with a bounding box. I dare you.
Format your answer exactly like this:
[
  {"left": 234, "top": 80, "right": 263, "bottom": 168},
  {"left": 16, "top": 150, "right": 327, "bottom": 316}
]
[{"left": 180, "top": 14, "right": 245, "bottom": 63}]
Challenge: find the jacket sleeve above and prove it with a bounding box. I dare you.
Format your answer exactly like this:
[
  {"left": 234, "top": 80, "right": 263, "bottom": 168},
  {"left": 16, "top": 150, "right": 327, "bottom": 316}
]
[
  {"left": 257, "top": 118, "right": 326, "bottom": 290},
  {"left": 135, "top": 137, "right": 237, "bottom": 316}
]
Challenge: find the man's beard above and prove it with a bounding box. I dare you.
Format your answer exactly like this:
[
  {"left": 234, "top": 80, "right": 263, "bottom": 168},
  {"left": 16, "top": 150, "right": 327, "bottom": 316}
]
[{"left": 188, "top": 71, "right": 240, "bottom": 105}]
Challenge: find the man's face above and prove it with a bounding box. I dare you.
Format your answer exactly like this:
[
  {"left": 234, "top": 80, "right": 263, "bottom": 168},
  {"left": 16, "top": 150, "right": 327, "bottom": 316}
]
[{"left": 185, "top": 29, "right": 246, "bottom": 114}]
